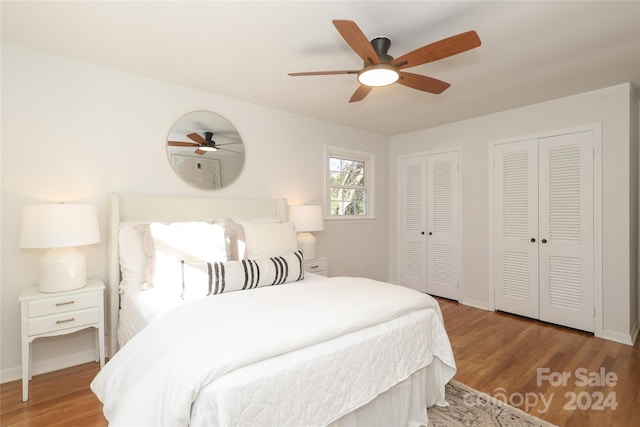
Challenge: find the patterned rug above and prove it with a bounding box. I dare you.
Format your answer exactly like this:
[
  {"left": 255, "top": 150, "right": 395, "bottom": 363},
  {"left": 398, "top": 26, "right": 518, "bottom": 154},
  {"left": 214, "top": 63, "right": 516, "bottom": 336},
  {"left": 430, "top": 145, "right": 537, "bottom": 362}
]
[{"left": 427, "top": 381, "right": 558, "bottom": 427}]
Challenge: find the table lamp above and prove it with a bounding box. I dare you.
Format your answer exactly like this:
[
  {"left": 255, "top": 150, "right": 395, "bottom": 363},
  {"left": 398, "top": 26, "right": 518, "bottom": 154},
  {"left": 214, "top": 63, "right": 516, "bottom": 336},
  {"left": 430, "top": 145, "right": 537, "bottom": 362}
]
[
  {"left": 19, "top": 203, "right": 100, "bottom": 293},
  {"left": 289, "top": 205, "right": 324, "bottom": 260}
]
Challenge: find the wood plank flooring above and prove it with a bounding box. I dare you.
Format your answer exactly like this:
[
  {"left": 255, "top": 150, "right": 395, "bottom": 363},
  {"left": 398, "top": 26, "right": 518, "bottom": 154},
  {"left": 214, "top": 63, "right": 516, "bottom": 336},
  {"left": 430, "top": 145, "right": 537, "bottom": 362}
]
[
  {"left": 0, "top": 362, "right": 107, "bottom": 426},
  {"left": 1, "top": 298, "right": 638, "bottom": 426},
  {"left": 437, "top": 297, "right": 640, "bottom": 427}
]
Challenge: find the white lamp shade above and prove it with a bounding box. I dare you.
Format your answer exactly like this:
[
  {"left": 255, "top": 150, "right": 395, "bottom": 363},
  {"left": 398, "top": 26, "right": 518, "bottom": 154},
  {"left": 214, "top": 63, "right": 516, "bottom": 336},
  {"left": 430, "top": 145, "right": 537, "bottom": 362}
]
[
  {"left": 289, "top": 205, "right": 323, "bottom": 260},
  {"left": 20, "top": 204, "right": 100, "bottom": 249},
  {"left": 20, "top": 203, "right": 100, "bottom": 293},
  {"left": 289, "top": 205, "right": 324, "bottom": 232}
]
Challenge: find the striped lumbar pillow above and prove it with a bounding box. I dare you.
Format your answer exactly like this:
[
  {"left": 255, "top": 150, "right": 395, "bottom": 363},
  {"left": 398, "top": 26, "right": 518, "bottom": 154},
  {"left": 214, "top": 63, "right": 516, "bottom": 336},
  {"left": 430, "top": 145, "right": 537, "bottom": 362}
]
[{"left": 180, "top": 250, "right": 304, "bottom": 300}]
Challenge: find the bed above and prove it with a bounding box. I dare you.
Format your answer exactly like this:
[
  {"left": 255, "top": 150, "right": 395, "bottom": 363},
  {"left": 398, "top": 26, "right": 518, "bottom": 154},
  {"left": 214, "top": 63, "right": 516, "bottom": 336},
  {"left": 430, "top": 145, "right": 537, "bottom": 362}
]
[{"left": 91, "top": 193, "right": 456, "bottom": 426}]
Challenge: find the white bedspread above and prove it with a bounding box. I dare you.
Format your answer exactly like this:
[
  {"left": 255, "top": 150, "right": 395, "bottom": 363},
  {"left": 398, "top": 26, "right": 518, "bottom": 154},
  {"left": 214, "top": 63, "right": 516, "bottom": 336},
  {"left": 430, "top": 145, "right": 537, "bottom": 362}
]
[
  {"left": 191, "top": 308, "right": 455, "bottom": 427},
  {"left": 117, "top": 272, "right": 329, "bottom": 348},
  {"left": 91, "top": 277, "right": 451, "bottom": 426}
]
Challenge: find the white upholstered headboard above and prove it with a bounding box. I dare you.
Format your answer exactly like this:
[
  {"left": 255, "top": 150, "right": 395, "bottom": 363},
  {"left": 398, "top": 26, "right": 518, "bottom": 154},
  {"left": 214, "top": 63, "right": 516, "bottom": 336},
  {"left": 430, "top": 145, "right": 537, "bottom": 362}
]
[{"left": 106, "top": 193, "right": 288, "bottom": 357}]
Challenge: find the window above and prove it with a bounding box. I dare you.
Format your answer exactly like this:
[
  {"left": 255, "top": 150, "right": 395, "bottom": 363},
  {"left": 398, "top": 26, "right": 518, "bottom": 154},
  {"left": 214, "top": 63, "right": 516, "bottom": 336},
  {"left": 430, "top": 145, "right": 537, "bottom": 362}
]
[{"left": 325, "top": 146, "right": 375, "bottom": 219}]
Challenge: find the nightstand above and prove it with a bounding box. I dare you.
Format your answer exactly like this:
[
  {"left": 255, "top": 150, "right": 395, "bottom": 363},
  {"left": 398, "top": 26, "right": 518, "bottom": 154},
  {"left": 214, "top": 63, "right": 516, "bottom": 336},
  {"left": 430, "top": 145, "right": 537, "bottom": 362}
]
[
  {"left": 303, "top": 256, "right": 329, "bottom": 277},
  {"left": 19, "top": 278, "right": 105, "bottom": 402}
]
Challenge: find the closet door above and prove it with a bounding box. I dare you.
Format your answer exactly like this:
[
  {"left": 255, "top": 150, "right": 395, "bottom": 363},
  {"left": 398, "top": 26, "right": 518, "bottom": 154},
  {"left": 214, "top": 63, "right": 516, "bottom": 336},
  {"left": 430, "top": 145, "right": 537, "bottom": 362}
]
[
  {"left": 538, "top": 131, "right": 594, "bottom": 331},
  {"left": 426, "top": 151, "right": 459, "bottom": 300},
  {"left": 494, "top": 140, "right": 539, "bottom": 318},
  {"left": 400, "top": 152, "right": 460, "bottom": 298},
  {"left": 399, "top": 156, "right": 427, "bottom": 292}
]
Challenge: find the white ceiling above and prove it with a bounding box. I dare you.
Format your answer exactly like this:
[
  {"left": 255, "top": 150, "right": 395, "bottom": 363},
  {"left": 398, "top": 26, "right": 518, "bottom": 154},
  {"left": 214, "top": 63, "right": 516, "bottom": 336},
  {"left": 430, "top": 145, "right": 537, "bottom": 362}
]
[{"left": 2, "top": 1, "right": 639, "bottom": 136}]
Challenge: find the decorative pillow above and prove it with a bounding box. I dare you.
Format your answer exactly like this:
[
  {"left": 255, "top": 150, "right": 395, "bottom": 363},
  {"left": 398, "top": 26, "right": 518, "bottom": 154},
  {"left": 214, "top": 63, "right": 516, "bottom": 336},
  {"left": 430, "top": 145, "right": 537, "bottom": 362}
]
[
  {"left": 181, "top": 251, "right": 304, "bottom": 300},
  {"left": 222, "top": 218, "right": 245, "bottom": 261},
  {"left": 240, "top": 220, "right": 298, "bottom": 259},
  {"left": 225, "top": 217, "right": 282, "bottom": 260},
  {"left": 118, "top": 222, "right": 149, "bottom": 286},
  {"left": 142, "top": 221, "right": 228, "bottom": 291}
]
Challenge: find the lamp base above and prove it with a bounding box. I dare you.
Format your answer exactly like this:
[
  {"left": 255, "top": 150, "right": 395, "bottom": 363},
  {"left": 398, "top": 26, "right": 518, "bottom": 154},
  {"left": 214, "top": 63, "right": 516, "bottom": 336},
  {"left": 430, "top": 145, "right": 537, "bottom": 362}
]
[
  {"left": 297, "top": 232, "right": 317, "bottom": 260},
  {"left": 38, "top": 247, "right": 87, "bottom": 293}
]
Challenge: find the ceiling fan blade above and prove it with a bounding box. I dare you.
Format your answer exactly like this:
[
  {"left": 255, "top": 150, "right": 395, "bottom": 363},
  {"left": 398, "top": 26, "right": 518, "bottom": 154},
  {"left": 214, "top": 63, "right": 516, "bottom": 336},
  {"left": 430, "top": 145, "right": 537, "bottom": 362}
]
[
  {"left": 168, "top": 141, "right": 199, "bottom": 147},
  {"left": 187, "top": 132, "right": 206, "bottom": 144},
  {"left": 332, "top": 20, "right": 380, "bottom": 65},
  {"left": 219, "top": 147, "right": 244, "bottom": 154},
  {"left": 349, "top": 85, "right": 373, "bottom": 103},
  {"left": 289, "top": 70, "right": 358, "bottom": 76},
  {"left": 397, "top": 72, "right": 451, "bottom": 94},
  {"left": 392, "top": 30, "right": 481, "bottom": 70},
  {"left": 215, "top": 141, "right": 243, "bottom": 146},
  {"left": 195, "top": 149, "right": 207, "bottom": 155}
]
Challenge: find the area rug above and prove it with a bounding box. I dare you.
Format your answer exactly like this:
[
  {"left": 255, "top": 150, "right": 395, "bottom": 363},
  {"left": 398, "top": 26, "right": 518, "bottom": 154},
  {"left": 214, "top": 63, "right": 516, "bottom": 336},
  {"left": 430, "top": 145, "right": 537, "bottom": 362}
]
[{"left": 427, "top": 381, "right": 558, "bottom": 427}]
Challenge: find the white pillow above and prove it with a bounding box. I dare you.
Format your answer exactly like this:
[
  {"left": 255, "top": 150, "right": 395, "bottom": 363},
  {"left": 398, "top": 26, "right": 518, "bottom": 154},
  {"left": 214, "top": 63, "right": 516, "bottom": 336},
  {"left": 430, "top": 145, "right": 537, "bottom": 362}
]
[
  {"left": 181, "top": 251, "right": 304, "bottom": 300},
  {"left": 118, "top": 222, "right": 148, "bottom": 286},
  {"left": 240, "top": 220, "right": 298, "bottom": 259},
  {"left": 226, "top": 217, "right": 282, "bottom": 260},
  {"left": 143, "top": 221, "right": 228, "bottom": 291}
]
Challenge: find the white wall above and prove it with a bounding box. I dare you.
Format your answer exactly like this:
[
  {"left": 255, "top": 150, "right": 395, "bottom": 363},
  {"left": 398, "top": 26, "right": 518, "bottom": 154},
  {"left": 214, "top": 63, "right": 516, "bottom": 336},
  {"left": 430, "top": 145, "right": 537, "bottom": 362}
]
[
  {"left": 631, "top": 90, "right": 640, "bottom": 337},
  {"left": 0, "top": 42, "right": 389, "bottom": 381},
  {"left": 389, "top": 83, "right": 639, "bottom": 344}
]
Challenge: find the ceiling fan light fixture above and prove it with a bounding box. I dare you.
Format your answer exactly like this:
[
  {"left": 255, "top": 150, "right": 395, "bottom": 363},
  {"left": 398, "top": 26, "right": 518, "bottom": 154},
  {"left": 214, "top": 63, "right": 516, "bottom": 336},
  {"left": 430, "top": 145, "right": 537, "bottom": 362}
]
[
  {"left": 200, "top": 145, "right": 217, "bottom": 152},
  {"left": 357, "top": 64, "right": 399, "bottom": 87}
]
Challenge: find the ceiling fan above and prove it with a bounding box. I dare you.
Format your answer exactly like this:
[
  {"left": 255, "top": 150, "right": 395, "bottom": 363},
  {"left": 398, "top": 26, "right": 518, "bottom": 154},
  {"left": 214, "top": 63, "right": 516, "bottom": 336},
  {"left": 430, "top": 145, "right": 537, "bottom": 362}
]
[
  {"left": 168, "top": 131, "right": 243, "bottom": 155},
  {"left": 289, "top": 20, "right": 481, "bottom": 102}
]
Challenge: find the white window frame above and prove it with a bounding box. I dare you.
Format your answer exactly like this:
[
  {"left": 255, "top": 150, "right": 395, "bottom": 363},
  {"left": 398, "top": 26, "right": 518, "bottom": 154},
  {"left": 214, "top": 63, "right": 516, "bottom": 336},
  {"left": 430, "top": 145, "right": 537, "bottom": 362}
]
[{"left": 324, "top": 145, "right": 375, "bottom": 221}]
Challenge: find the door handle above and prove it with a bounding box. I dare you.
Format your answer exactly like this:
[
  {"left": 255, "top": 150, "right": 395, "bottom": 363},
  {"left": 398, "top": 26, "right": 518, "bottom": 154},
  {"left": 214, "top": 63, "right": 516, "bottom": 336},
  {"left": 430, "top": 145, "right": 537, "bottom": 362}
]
[
  {"left": 428, "top": 232, "right": 433, "bottom": 236},
  {"left": 531, "top": 238, "right": 536, "bottom": 242},
  {"left": 541, "top": 239, "right": 547, "bottom": 244},
  {"left": 421, "top": 231, "right": 425, "bottom": 235}
]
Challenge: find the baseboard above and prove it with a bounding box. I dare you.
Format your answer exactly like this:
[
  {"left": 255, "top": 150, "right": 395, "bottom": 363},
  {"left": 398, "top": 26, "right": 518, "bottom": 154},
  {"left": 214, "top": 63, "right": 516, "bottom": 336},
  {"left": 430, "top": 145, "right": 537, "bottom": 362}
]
[
  {"left": 630, "top": 318, "right": 640, "bottom": 345},
  {"left": 599, "top": 328, "right": 637, "bottom": 346},
  {"left": 0, "top": 349, "right": 97, "bottom": 384},
  {"left": 459, "top": 297, "right": 492, "bottom": 311}
]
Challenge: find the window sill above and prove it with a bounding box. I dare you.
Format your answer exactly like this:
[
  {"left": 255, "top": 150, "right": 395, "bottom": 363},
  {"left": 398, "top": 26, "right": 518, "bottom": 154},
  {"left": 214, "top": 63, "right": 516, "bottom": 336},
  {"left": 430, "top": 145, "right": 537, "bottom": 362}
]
[{"left": 324, "top": 216, "right": 376, "bottom": 223}]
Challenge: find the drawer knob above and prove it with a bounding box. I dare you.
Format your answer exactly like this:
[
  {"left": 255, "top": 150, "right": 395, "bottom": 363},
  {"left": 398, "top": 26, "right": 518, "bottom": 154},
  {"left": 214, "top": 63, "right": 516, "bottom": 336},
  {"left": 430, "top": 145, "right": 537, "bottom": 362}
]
[
  {"left": 55, "top": 301, "right": 75, "bottom": 307},
  {"left": 56, "top": 317, "right": 75, "bottom": 324}
]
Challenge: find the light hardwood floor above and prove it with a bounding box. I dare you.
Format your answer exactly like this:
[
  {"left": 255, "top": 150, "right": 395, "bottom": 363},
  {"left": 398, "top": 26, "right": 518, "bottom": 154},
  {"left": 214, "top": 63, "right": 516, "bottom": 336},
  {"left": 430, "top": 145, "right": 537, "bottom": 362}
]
[{"left": 1, "top": 298, "right": 638, "bottom": 426}]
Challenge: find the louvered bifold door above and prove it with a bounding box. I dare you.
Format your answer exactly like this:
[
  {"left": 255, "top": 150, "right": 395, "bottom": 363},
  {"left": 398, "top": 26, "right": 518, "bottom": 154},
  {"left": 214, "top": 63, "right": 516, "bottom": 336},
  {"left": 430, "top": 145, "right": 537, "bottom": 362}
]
[
  {"left": 400, "top": 156, "right": 428, "bottom": 292},
  {"left": 426, "top": 151, "right": 459, "bottom": 300},
  {"left": 494, "top": 140, "right": 539, "bottom": 318},
  {"left": 538, "top": 131, "right": 594, "bottom": 332}
]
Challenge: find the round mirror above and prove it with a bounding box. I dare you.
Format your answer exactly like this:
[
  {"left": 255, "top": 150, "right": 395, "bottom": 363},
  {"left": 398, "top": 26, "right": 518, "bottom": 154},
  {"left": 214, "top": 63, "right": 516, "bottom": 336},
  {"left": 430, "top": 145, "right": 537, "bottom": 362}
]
[{"left": 167, "top": 110, "right": 245, "bottom": 190}]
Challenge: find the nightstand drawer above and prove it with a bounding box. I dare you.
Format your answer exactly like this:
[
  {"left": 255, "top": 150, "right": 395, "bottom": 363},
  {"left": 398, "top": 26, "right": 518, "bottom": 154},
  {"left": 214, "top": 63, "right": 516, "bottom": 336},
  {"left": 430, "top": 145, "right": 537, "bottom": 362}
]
[
  {"left": 27, "top": 292, "right": 99, "bottom": 318},
  {"left": 304, "top": 259, "right": 328, "bottom": 275},
  {"left": 28, "top": 307, "right": 101, "bottom": 336}
]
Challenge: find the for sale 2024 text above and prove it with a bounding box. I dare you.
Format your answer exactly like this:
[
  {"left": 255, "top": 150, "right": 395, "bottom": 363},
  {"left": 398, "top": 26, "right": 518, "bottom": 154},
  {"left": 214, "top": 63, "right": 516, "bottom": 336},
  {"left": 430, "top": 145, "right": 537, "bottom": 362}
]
[{"left": 536, "top": 367, "right": 618, "bottom": 412}]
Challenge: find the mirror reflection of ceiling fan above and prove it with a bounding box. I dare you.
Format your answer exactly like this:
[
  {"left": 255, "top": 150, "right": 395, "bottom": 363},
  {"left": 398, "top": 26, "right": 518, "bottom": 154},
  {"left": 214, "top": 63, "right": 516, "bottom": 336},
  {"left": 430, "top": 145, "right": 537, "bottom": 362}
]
[
  {"left": 168, "top": 131, "right": 243, "bottom": 155},
  {"left": 289, "top": 20, "right": 481, "bottom": 102}
]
